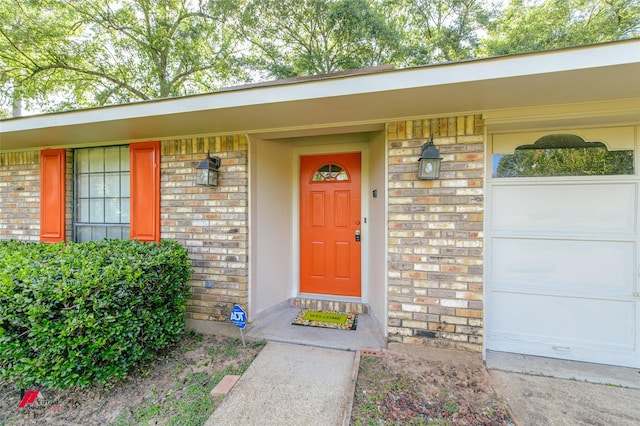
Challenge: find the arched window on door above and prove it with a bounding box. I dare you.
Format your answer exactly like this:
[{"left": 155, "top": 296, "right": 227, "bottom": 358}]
[{"left": 311, "top": 164, "right": 350, "bottom": 182}]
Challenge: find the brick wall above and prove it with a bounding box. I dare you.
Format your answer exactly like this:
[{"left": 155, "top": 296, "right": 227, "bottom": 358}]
[
  {"left": 3, "top": 121, "right": 484, "bottom": 345},
  {"left": 160, "top": 135, "right": 249, "bottom": 322},
  {"left": 0, "top": 150, "right": 73, "bottom": 242},
  {"left": 1, "top": 139, "right": 250, "bottom": 322},
  {"left": 387, "top": 115, "right": 485, "bottom": 351},
  {"left": 0, "top": 151, "right": 41, "bottom": 241},
  {"left": 64, "top": 150, "right": 73, "bottom": 241}
]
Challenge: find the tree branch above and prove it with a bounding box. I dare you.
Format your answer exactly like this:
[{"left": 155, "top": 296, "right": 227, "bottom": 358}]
[{"left": 31, "top": 62, "right": 150, "bottom": 101}]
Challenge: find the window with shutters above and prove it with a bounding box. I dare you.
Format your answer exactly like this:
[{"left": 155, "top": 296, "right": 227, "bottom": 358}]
[{"left": 73, "top": 146, "right": 130, "bottom": 242}]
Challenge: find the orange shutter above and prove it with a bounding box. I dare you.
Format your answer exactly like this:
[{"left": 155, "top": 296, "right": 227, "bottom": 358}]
[
  {"left": 40, "top": 148, "right": 66, "bottom": 242},
  {"left": 129, "top": 141, "right": 161, "bottom": 242}
]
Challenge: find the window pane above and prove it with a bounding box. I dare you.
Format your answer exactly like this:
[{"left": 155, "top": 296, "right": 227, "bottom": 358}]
[
  {"left": 77, "top": 199, "right": 89, "bottom": 222},
  {"left": 121, "top": 199, "right": 130, "bottom": 222},
  {"left": 336, "top": 170, "right": 348, "bottom": 181},
  {"left": 105, "top": 174, "right": 120, "bottom": 197},
  {"left": 312, "top": 164, "right": 350, "bottom": 182},
  {"left": 91, "top": 226, "right": 107, "bottom": 241},
  {"left": 76, "top": 150, "right": 89, "bottom": 173},
  {"left": 90, "top": 174, "right": 105, "bottom": 197},
  {"left": 89, "top": 148, "right": 104, "bottom": 172},
  {"left": 121, "top": 173, "right": 130, "bottom": 197},
  {"left": 74, "top": 146, "right": 130, "bottom": 242},
  {"left": 77, "top": 174, "right": 89, "bottom": 198},
  {"left": 104, "top": 147, "right": 121, "bottom": 172},
  {"left": 120, "top": 146, "right": 130, "bottom": 172},
  {"left": 107, "top": 226, "right": 125, "bottom": 239},
  {"left": 493, "top": 148, "right": 634, "bottom": 177},
  {"left": 90, "top": 199, "right": 104, "bottom": 222},
  {"left": 493, "top": 134, "right": 635, "bottom": 178},
  {"left": 105, "top": 198, "right": 121, "bottom": 223},
  {"left": 76, "top": 226, "right": 91, "bottom": 242}
]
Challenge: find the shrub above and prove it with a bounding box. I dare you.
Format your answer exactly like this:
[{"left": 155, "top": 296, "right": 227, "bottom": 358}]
[{"left": 0, "top": 239, "right": 192, "bottom": 389}]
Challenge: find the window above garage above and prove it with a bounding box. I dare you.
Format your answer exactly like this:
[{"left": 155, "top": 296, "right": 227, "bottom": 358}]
[{"left": 492, "top": 133, "right": 635, "bottom": 178}]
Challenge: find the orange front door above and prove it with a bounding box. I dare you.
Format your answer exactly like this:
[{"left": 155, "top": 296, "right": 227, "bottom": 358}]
[{"left": 300, "top": 153, "right": 361, "bottom": 297}]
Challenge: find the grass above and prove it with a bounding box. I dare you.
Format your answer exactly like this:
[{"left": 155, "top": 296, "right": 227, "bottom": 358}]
[
  {"left": 0, "top": 333, "right": 265, "bottom": 426},
  {"left": 443, "top": 400, "right": 459, "bottom": 414}
]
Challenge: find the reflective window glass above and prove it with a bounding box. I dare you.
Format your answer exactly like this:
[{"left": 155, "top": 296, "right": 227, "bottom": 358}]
[
  {"left": 493, "top": 134, "right": 634, "bottom": 178},
  {"left": 74, "top": 146, "right": 130, "bottom": 242}
]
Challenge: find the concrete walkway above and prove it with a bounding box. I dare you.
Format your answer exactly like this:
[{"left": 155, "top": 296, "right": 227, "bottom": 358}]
[
  {"left": 486, "top": 351, "right": 640, "bottom": 425},
  {"left": 491, "top": 371, "right": 640, "bottom": 425},
  {"left": 205, "top": 341, "right": 640, "bottom": 426},
  {"left": 205, "top": 342, "right": 356, "bottom": 426},
  {"left": 245, "top": 305, "right": 386, "bottom": 351},
  {"left": 204, "top": 306, "right": 640, "bottom": 426}
]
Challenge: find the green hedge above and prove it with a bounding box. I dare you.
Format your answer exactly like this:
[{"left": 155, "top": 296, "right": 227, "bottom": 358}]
[{"left": 0, "top": 239, "right": 192, "bottom": 389}]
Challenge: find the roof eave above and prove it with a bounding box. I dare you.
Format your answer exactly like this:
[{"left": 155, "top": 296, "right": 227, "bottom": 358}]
[{"left": 1, "top": 39, "right": 639, "bottom": 150}]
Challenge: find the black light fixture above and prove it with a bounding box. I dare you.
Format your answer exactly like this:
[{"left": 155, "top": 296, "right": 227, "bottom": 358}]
[
  {"left": 418, "top": 136, "right": 442, "bottom": 180},
  {"left": 196, "top": 152, "right": 221, "bottom": 186}
]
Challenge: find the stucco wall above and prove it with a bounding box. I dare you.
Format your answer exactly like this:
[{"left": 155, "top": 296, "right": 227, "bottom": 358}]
[
  {"left": 249, "top": 137, "right": 293, "bottom": 318},
  {"left": 386, "top": 115, "right": 485, "bottom": 351}
]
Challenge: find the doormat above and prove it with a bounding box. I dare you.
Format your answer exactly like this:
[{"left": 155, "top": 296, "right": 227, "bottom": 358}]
[{"left": 291, "top": 309, "right": 357, "bottom": 330}]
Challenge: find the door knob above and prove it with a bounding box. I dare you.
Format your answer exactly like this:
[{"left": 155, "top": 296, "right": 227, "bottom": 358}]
[{"left": 355, "top": 230, "right": 361, "bottom": 242}]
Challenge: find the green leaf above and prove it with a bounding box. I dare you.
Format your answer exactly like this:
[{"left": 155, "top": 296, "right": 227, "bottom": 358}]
[{"left": 0, "top": 239, "right": 192, "bottom": 389}]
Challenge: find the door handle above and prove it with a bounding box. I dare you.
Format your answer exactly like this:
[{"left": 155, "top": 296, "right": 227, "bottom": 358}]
[{"left": 355, "top": 230, "right": 361, "bottom": 242}]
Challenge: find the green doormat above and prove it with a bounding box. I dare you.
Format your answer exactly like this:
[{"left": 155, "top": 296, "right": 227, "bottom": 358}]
[{"left": 292, "top": 309, "right": 357, "bottom": 330}]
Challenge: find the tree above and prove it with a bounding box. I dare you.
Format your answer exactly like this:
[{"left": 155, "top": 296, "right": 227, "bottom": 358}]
[
  {"left": 1, "top": 0, "right": 638, "bottom": 115},
  {"left": 388, "top": 0, "right": 497, "bottom": 65},
  {"left": 481, "top": 0, "right": 640, "bottom": 56},
  {"left": 0, "top": 0, "right": 76, "bottom": 114},
  {"left": 240, "top": 0, "right": 404, "bottom": 79},
  {"left": 0, "top": 0, "right": 248, "bottom": 113}
]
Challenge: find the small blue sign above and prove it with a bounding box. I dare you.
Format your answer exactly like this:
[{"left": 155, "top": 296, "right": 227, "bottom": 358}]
[{"left": 229, "top": 305, "right": 247, "bottom": 329}]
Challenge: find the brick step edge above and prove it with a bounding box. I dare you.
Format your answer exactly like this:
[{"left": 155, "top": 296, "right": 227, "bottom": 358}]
[
  {"left": 292, "top": 298, "right": 369, "bottom": 314},
  {"left": 210, "top": 375, "right": 241, "bottom": 397}
]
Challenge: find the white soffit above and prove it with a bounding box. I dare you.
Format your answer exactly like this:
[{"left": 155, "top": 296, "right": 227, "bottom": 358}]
[
  {"left": 1, "top": 39, "right": 639, "bottom": 150},
  {"left": 484, "top": 98, "right": 640, "bottom": 133}
]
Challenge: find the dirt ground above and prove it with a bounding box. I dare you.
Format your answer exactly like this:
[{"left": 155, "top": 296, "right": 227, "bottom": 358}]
[
  {"left": 351, "top": 343, "right": 514, "bottom": 425},
  {"left": 1, "top": 335, "right": 515, "bottom": 426},
  {"left": 0, "top": 334, "right": 264, "bottom": 426}
]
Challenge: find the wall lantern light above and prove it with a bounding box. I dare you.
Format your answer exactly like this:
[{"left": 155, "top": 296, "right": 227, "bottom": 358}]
[
  {"left": 418, "top": 137, "right": 442, "bottom": 180},
  {"left": 196, "top": 152, "right": 221, "bottom": 186}
]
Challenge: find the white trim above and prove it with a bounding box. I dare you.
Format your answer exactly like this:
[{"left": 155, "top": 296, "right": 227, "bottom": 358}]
[
  {"left": 382, "top": 126, "right": 390, "bottom": 338},
  {"left": 484, "top": 99, "right": 640, "bottom": 133},
  {"left": 246, "top": 135, "right": 254, "bottom": 321},
  {"left": 482, "top": 123, "right": 490, "bottom": 362}
]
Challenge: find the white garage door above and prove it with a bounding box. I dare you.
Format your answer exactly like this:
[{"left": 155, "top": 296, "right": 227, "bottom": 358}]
[{"left": 486, "top": 129, "right": 640, "bottom": 368}]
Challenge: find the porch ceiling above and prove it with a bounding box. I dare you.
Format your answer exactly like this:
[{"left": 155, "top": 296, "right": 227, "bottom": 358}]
[{"left": 1, "top": 40, "right": 639, "bottom": 150}]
